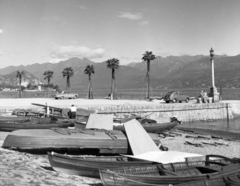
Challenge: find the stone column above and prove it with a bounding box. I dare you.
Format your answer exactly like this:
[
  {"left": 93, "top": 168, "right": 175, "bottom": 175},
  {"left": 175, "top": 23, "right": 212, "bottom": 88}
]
[{"left": 209, "top": 48, "right": 219, "bottom": 102}]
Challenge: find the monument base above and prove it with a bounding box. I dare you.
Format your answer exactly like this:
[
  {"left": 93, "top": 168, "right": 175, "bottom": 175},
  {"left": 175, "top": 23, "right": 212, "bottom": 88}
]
[{"left": 209, "top": 87, "right": 219, "bottom": 103}]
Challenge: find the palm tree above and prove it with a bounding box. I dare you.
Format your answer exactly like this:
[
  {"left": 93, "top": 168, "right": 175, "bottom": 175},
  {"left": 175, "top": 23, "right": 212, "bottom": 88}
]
[
  {"left": 16, "top": 70, "right": 24, "bottom": 98},
  {"left": 84, "top": 65, "right": 95, "bottom": 99},
  {"left": 106, "top": 58, "right": 120, "bottom": 100},
  {"left": 43, "top": 70, "right": 54, "bottom": 97},
  {"left": 62, "top": 67, "right": 74, "bottom": 92},
  {"left": 142, "top": 51, "right": 156, "bottom": 99}
]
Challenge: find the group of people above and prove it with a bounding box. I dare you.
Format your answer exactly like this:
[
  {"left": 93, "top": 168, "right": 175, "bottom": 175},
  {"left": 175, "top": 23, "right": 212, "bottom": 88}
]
[{"left": 199, "top": 90, "right": 209, "bottom": 103}]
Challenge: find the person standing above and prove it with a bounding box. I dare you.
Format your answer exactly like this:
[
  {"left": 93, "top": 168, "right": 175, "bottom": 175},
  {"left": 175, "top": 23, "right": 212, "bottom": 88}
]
[{"left": 70, "top": 104, "right": 77, "bottom": 119}]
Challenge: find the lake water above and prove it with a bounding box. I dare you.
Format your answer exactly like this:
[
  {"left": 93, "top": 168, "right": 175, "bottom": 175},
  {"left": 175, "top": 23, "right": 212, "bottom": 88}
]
[{"left": 178, "top": 117, "right": 240, "bottom": 139}]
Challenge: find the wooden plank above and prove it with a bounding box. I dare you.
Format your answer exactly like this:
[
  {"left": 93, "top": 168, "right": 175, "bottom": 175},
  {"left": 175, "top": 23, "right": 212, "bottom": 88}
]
[
  {"left": 30, "top": 111, "right": 69, "bottom": 119},
  {"left": 185, "top": 155, "right": 205, "bottom": 163},
  {"left": 124, "top": 119, "right": 159, "bottom": 155},
  {"left": 31, "top": 103, "right": 63, "bottom": 111},
  {"left": 86, "top": 114, "right": 113, "bottom": 130}
]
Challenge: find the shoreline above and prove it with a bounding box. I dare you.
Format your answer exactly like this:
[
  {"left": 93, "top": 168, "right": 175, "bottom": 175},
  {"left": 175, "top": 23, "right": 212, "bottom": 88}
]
[
  {"left": 0, "top": 98, "right": 240, "bottom": 185},
  {"left": 0, "top": 128, "right": 240, "bottom": 185}
]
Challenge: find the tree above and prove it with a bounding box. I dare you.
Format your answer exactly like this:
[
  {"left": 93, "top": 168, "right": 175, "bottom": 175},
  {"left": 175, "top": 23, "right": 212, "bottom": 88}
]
[
  {"left": 43, "top": 70, "right": 54, "bottom": 97},
  {"left": 16, "top": 70, "right": 24, "bottom": 98},
  {"left": 106, "top": 58, "right": 120, "bottom": 100},
  {"left": 84, "top": 65, "right": 95, "bottom": 99},
  {"left": 142, "top": 51, "right": 156, "bottom": 99},
  {"left": 62, "top": 67, "right": 74, "bottom": 92}
]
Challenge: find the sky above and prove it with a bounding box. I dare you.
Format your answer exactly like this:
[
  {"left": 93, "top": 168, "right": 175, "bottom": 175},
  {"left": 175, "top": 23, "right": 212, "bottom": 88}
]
[{"left": 0, "top": 0, "right": 240, "bottom": 68}]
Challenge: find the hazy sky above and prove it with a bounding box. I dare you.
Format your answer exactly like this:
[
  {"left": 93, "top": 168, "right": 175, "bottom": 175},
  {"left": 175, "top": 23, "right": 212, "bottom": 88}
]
[{"left": 0, "top": 0, "right": 240, "bottom": 68}]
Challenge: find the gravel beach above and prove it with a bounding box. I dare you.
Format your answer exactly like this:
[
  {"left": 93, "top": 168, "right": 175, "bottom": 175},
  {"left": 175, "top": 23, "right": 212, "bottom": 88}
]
[{"left": 0, "top": 128, "right": 239, "bottom": 186}]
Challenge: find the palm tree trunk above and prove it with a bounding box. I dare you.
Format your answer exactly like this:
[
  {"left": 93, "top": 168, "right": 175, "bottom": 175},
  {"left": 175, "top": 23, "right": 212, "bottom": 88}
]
[
  {"left": 47, "top": 79, "right": 50, "bottom": 98},
  {"left": 68, "top": 77, "right": 71, "bottom": 92},
  {"left": 147, "top": 60, "right": 150, "bottom": 99},
  {"left": 90, "top": 79, "right": 93, "bottom": 99},
  {"left": 111, "top": 69, "right": 115, "bottom": 100},
  {"left": 19, "top": 78, "right": 22, "bottom": 98},
  {"left": 66, "top": 77, "right": 68, "bottom": 92},
  {"left": 88, "top": 74, "right": 91, "bottom": 99}
]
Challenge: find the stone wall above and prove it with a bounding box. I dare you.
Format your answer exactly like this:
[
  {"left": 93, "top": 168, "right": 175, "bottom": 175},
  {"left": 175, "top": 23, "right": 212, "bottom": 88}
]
[{"left": 81, "top": 102, "right": 232, "bottom": 123}]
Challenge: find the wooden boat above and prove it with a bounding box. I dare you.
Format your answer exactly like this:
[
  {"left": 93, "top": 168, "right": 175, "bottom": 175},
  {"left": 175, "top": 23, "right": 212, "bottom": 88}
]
[
  {"left": 0, "top": 118, "right": 74, "bottom": 132},
  {"left": 48, "top": 153, "right": 235, "bottom": 179},
  {"left": 174, "top": 171, "right": 240, "bottom": 186},
  {"left": 2, "top": 128, "right": 160, "bottom": 154},
  {"left": 48, "top": 152, "right": 155, "bottom": 178},
  {"left": 75, "top": 117, "right": 180, "bottom": 134},
  {"left": 0, "top": 116, "right": 30, "bottom": 123},
  {"left": 99, "top": 157, "right": 240, "bottom": 186}
]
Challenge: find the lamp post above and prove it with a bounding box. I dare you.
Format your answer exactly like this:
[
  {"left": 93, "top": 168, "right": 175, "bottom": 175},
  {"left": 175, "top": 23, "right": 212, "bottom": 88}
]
[{"left": 209, "top": 47, "right": 219, "bottom": 102}]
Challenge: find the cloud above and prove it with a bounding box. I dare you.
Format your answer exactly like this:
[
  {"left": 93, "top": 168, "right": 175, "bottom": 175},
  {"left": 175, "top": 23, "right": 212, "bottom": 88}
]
[
  {"left": 118, "top": 12, "right": 142, "bottom": 20},
  {"left": 0, "top": 29, "right": 3, "bottom": 34},
  {"left": 0, "top": 51, "right": 3, "bottom": 57},
  {"left": 40, "top": 16, "right": 66, "bottom": 24},
  {"left": 49, "top": 46, "right": 106, "bottom": 62},
  {"left": 76, "top": 5, "right": 87, "bottom": 9},
  {"left": 139, "top": 20, "right": 149, "bottom": 26}
]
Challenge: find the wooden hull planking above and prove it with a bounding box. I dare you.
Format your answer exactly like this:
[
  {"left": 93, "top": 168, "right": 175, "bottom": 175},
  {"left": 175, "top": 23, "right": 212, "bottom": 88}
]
[
  {"left": 48, "top": 152, "right": 154, "bottom": 178},
  {"left": 2, "top": 129, "right": 160, "bottom": 154}
]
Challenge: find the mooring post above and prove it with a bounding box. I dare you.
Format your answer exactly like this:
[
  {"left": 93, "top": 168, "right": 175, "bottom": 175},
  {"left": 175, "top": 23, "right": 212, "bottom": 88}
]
[{"left": 226, "top": 103, "right": 229, "bottom": 126}]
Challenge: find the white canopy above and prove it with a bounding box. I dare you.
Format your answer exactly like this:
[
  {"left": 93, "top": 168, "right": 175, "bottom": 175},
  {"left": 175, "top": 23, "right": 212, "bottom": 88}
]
[{"left": 123, "top": 151, "right": 204, "bottom": 164}]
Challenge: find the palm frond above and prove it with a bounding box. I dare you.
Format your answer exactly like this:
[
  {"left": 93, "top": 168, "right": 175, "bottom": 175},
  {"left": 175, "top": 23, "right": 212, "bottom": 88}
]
[{"left": 106, "top": 58, "right": 120, "bottom": 69}]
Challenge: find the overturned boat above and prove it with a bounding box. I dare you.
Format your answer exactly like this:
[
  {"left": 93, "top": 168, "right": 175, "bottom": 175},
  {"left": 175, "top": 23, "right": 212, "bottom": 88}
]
[{"left": 2, "top": 128, "right": 160, "bottom": 154}]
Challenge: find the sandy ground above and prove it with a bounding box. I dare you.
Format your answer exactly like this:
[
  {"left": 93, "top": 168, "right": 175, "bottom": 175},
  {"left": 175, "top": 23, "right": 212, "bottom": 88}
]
[
  {"left": 0, "top": 129, "right": 240, "bottom": 186},
  {"left": 0, "top": 98, "right": 240, "bottom": 185}
]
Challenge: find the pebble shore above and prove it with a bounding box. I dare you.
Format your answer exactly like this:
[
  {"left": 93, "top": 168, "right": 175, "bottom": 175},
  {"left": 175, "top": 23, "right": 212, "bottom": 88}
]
[{"left": 0, "top": 129, "right": 239, "bottom": 186}]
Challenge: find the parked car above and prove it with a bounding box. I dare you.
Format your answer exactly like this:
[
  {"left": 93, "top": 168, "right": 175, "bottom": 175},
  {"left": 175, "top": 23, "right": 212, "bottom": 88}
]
[
  {"left": 163, "top": 91, "right": 190, "bottom": 103},
  {"left": 55, "top": 92, "right": 78, "bottom": 99}
]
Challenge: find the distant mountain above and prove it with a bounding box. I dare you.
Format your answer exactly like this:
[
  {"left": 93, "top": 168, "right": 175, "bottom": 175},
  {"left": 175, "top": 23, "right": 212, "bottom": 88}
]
[
  {"left": 128, "top": 55, "right": 205, "bottom": 79},
  {"left": 0, "top": 70, "right": 42, "bottom": 87},
  {"left": 0, "top": 54, "right": 239, "bottom": 90}
]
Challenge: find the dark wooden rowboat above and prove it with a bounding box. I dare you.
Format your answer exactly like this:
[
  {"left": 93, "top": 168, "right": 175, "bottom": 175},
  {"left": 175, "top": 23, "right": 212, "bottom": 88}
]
[
  {"left": 48, "top": 152, "right": 155, "bottom": 178},
  {"left": 174, "top": 171, "right": 240, "bottom": 186},
  {"left": 2, "top": 128, "right": 160, "bottom": 154},
  {"left": 100, "top": 156, "right": 240, "bottom": 186},
  {"left": 0, "top": 116, "right": 30, "bottom": 123},
  {"left": 75, "top": 118, "right": 179, "bottom": 134},
  {"left": 0, "top": 118, "right": 74, "bottom": 132},
  {"left": 48, "top": 153, "right": 234, "bottom": 179},
  {"left": 223, "top": 174, "right": 240, "bottom": 186}
]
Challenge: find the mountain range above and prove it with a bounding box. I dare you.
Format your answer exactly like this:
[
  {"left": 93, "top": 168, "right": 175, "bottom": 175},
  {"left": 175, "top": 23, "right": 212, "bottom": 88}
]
[
  {"left": 0, "top": 71, "right": 42, "bottom": 88},
  {"left": 0, "top": 54, "right": 239, "bottom": 90}
]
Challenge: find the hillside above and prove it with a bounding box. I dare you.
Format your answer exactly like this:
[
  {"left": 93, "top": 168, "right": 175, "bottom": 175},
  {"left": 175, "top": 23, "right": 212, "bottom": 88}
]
[
  {"left": 0, "top": 70, "right": 42, "bottom": 87},
  {"left": 0, "top": 55, "right": 240, "bottom": 89}
]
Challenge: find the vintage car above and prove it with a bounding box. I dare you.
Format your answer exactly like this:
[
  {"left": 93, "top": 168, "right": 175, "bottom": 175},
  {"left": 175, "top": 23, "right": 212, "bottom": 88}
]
[
  {"left": 54, "top": 92, "right": 78, "bottom": 99},
  {"left": 163, "top": 91, "right": 190, "bottom": 103}
]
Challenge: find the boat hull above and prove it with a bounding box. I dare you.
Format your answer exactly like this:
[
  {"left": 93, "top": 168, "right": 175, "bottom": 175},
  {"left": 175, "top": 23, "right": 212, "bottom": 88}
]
[
  {"left": 48, "top": 152, "right": 154, "bottom": 178},
  {"left": 75, "top": 121, "right": 178, "bottom": 133},
  {"left": 0, "top": 118, "right": 74, "bottom": 132},
  {"left": 100, "top": 161, "right": 240, "bottom": 186},
  {"left": 2, "top": 129, "right": 160, "bottom": 154},
  {"left": 0, "top": 122, "right": 74, "bottom": 132},
  {"left": 172, "top": 172, "right": 240, "bottom": 186}
]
